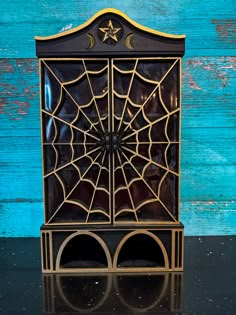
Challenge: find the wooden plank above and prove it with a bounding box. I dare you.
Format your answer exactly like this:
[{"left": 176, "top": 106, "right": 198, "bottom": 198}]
[
  {"left": 0, "top": 57, "right": 236, "bottom": 130},
  {"left": 0, "top": 201, "right": 43, "bottom": 237},
  {"left": 0, "top": 156, "right": 235, "bottom": 201},
  {"left": 0, "top": 52, "right": 235, "bottom": 236},
  {"left": 1, "top": 132, "right": 236, "bottom": 201},
  {"left": 0, "top": 58, "right": 235, "bottom": 202},
  {"left": 182, "top": 128, "right": 236, "bottom": 165},
  {"left": 0, "top": 200, "right": 235, "bottom": 236},
  {"left": 181, "top": 201, "right": 236, "bottom": 236},
  {"left": 0, "top": 128, "right": 235, "bottom": 210},
  {"left": 0, "top": 0, "right": 235, "bottom": 58},
  {"left": 0, "top": 127, "right": 235, "bottom": 168},
  {"left": 0, "top": 59, "right": 40, "bottom": 136},
  {"left": 181, "top": 165, "right": 236, "bottom": 201},
  {"left": 182, "top": 56, "right": 236, "bottom": 128}
]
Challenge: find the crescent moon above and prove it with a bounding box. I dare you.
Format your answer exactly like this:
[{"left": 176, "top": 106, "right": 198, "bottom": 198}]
[
  {"left": 87, "top": 33, "right": 95, "bottom": 49},
  {"left": 125, "top": 33, "right": 134, "bottom": 50}
]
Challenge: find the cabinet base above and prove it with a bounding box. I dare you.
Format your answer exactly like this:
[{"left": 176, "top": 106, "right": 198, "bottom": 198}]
[{"left": 40, "top": 224, "right": 184, "bottom": 273}]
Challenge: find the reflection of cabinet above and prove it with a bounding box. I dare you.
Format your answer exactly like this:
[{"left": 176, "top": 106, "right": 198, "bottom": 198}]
[
  {"left": 36, "top": 8, "right": 185, "bottom": 273},
  {"left": 43, "top": 273, "right": 183, "bottom": 313}
]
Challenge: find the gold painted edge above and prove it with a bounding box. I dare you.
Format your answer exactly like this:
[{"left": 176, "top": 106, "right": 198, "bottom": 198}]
[
  {"left": 35, "top": 8, "right": 185, "bottom": 40},
  {"left": 178, "top": 58, "right": 182, "bottom": 222}
]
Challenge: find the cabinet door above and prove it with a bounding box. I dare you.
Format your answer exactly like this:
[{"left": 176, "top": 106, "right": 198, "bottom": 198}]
[
  {"left": 41, "top": 58, "right": 112, "bottom": 224},
  {"left": 41, "top": 57, "right": 181, "bottom": 225},
  {"left": 111, "top": 58, "right": 181, "bottom": 224}
]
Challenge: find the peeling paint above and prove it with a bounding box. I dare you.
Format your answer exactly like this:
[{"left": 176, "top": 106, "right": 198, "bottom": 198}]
[
  {"left": 1, "top": 83, "right": 18, "bottom": 94},
  {"left": 0, "top": 98, "right": 30, "bottom": 120},
  {"left": 15, "top": 198, "right": 27, "bottom": 203},
  {"left": 185, "top": 57, "right": 236, "bottom": 89},
  {"left": 212, "top": 19, "right": 236, "bottom": 44},
  {"left": 0, "top": 59, "right": 14, "bottom": 73},
  {"left": 16, "top": 59, "right": 38, "bottom": 74},
  {"left": 188, "top": 76, "right": 202, "bottom": 90},
  {"left": 182, "top": 70, "right": 203, "bottom": 91},
  {"left": 0, "top": 59, "right": 38, "bottom": 121}
]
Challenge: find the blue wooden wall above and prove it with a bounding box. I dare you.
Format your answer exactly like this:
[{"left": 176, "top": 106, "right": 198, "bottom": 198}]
[{"left": 0, "top": 0, "right": 235, "bottom": 236}]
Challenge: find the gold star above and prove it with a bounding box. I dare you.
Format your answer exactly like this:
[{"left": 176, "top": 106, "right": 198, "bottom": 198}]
[{"left": 98, "top": 20, "right": 121, "bottom": 42}]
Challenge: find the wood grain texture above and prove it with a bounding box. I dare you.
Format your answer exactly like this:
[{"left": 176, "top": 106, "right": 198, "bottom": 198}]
[
  {"left": 0, "top": 0, "right": 235, "bottom": 57},
  {"left": 1, "top": 57, "right": 235, "bottom": 129},
  {"left": 0, "top": 201, "right": 43, "bottom": 237},
  {"left": 0, "top": 201, "right": 235, "bottom": 236},
  {"left": 181, "top": 201, "right": 236, "bottom": 235},
  {"left": 0, "top": 0, "right": 235, "bottom": 236}
]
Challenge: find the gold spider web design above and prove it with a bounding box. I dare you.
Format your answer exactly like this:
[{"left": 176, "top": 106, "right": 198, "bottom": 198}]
[
  {"left": 112, "top": 58, "right": 181, "bottom": 223},
  {"left": 41, "top": 58, "right": 111, "bottom": 224}
]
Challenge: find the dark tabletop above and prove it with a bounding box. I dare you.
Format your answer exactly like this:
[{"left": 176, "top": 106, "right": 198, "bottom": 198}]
[{"left": 0, "top": 236, "right": 235, "bottom": 315}]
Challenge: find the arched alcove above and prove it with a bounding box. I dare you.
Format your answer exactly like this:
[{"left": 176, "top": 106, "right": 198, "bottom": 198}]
[
  {"left": 114, "top": 231, "right": 168, "bottom": 269},
  {"left": 56, "top": 232, "right": 111, "bottom": 270}
]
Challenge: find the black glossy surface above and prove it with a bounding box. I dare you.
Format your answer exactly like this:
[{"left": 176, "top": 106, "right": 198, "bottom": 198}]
[{"left": 0, "top": 236, "right": 235, "bottom": 314}]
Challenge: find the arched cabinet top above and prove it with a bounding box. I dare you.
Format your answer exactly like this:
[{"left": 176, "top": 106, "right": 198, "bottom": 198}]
[{"left": 35, "top": 8, "right": 185, "bottom": 57}]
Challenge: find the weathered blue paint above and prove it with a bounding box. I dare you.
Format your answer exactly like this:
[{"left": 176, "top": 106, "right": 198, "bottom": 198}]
[
  {"left": 0, "top": 1, "right": 235, "bottom": 236},
  {"left": 181, "top": 201, "right": 236, "bottom": 236},
  {"left": 0, "top": 202, "right": 43, "bottom": 237}
]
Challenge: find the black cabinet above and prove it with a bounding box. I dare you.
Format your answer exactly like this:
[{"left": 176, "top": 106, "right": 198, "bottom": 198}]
[{"left": 36, "top": 8, "right": 185, "bottom": 273}]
